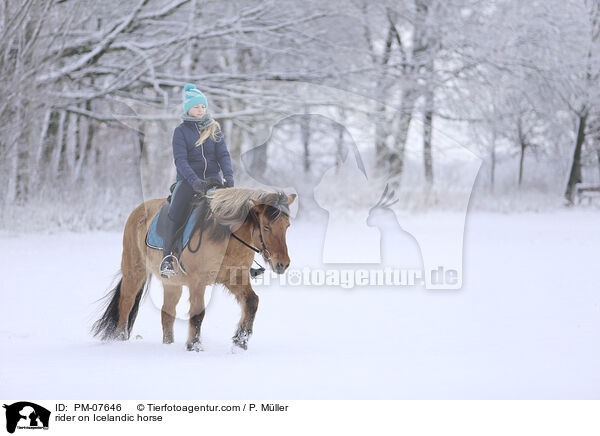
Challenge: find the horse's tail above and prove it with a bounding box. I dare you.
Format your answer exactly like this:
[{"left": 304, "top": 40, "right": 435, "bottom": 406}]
[{"left": 91, "top": 273, "right": 150, "bottom": 340}]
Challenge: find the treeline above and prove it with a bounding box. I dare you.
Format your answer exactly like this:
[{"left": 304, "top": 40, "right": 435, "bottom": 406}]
[{"left": 1, "top": 0, "right": 600, "bottom": 224}]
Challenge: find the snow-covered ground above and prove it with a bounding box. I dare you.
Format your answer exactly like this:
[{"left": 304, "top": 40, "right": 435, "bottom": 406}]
[{"left": 1, "top": 210, "right": 599, "bottom": 399}]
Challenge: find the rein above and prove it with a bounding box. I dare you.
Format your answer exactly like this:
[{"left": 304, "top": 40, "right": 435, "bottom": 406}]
[
  {"left": 231, "top": 223, "right": 270, "bottom": 277},
  {"left": 231, "top": 225, "right": 271, "bottom": 261},
  {"left": 187, "top": 194, "right": 210, "bottom": 254}
]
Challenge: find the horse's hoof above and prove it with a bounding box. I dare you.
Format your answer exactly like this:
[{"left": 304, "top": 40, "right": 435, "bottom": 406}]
[
  {"left": 115, "top": 331, "right": 129, "bottom": 341},
  {"left": 231, "top": 342, "right": 248, "bottom": 353},
  {"left": 186, "top": 340, "right": 203, "bottom": 352}
]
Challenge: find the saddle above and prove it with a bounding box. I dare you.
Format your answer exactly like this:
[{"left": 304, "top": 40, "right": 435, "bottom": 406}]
[
  {"left": 146, "top": 177, "right": 222, "bottom": 252},
  {"left": 145, "top": 199, "right": 206, "bottom": 252}
]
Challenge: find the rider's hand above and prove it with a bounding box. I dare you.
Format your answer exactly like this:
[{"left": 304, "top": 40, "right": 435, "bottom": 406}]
[{"left": 191, "top": 178, "right": 207, "bottom": 193}]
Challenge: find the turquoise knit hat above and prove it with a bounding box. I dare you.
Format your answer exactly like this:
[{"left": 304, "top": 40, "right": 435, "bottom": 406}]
[{"left": 183, "top": 83, "right": 208, "bottom": 115}]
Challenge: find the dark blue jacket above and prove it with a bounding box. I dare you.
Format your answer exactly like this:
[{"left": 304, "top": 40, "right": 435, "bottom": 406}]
[{"left": 172, "top": 120, "right": 234, "bottom": 187}]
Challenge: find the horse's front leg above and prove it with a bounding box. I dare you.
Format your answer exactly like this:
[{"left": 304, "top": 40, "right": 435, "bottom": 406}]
[
  {"left": 228, "top": 283, "right": 259, "bottom": 351},
  {"left": 186, "top": 285, "right": 206, "bottom": 351}
]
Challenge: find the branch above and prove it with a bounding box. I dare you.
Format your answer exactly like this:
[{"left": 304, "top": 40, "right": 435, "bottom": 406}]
[
  {"left": 36, "top": 0, "right": 150, "bottom": 83},
  {"left": 64, "top": 105, "right": 268, "bottom": 122}
]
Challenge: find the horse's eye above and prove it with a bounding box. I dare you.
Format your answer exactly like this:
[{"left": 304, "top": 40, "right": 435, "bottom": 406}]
[{"left": 264, "top": 225, "right": 271, "bottom": 231}]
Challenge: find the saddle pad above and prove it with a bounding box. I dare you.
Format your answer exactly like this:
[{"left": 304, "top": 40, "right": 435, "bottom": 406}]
[{"left": 146, "top": 202, "right": 202, "bottom": 250}]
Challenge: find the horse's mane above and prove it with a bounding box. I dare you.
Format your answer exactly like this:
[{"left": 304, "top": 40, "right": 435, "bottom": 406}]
[{"left": 200, "top": 187, "right": 290, "bottom": 241}]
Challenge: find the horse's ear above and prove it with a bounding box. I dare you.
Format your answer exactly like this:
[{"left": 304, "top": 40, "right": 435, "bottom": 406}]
[
  {"left": 287, "top": 193, "right": 297, "bottom": 205},
  {"left": 248, "top": 199, "right": 263, "bottom": 219},
  {"left": 249, "top": 198, "right": 263, "bottom": 211}
]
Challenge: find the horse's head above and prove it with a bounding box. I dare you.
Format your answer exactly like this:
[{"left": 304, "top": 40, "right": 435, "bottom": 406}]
[
  {"left": 206, "top": 188, "right": 296, "bottom": 274},
  {"left": 250, "top": 192, "right": 296, "bottom": 274}
]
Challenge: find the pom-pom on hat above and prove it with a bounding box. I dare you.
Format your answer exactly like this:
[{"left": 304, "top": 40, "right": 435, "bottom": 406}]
[{"left": 183, "top": 83, "right": 208, "bottom": 115}]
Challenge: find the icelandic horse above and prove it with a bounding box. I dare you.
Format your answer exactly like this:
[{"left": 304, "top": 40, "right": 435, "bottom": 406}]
[{"left": 92, "top": 187, "right": 295, "bottom": 351}]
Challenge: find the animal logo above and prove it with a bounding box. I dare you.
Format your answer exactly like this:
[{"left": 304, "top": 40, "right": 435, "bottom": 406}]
[
  {"left": 241, "top": 109, "right": 481, "bottom": 289},
  {"left": 2, "top": 402, "right": 50, "bottom": 434}
]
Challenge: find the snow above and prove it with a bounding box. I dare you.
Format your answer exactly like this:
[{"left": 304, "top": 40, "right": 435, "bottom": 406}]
[{"left": 1, "top": 210, "right": 599, "bottom": 399}]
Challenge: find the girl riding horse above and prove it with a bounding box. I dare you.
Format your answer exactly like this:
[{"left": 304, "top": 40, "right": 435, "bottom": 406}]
[
  {"left": 160, "top": 84, "right": 235, "bottom": 278},
  {"left": 92, "top": 84, "right": 296, "bottom": 352}
]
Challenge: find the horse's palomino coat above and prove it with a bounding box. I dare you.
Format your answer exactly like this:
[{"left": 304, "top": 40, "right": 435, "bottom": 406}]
[{"left": 92, "top": 188, "right": 295, "bottom": 352}]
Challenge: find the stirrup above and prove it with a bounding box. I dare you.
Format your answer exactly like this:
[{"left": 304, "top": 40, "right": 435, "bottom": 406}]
[{"left": 160, "top": 254, "right": 180, "bottom": 279}]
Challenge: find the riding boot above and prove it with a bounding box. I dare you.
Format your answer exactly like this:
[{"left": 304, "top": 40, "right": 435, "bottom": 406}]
[{"left": 160, "top": 216, "right": 180, "bottom": 278}]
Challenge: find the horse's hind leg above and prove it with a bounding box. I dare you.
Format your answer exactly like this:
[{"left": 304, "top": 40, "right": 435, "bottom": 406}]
[
  {"left": 228, "top": 284, "right": 259, "bottom": 351},
  {"left": 162, "top": 284, "right": 182, "bottom": 344},
  {"left": 186, "top": 285, "right": 206, "bottom": 352},
  {"left": 115, "top": 271, "right": 147, "bottom": 340},
  {"left": 115, "top": 222, "right": 148, "bottom": 340}
]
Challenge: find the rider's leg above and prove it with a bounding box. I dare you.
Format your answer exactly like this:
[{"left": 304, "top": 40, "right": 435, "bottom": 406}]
[{"left": 160, "top": 180, "right": 195, "bottom": 277}]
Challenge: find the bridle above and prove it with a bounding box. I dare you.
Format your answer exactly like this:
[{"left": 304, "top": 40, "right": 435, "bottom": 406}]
[
  {"left": 187, "top": 194, "right": 271, "bottom": 277},
  {"left": 223, "top": 197, "right": 289, "bottom": 276},
  {"left": 231, "top": 216, "right": 271, "bottom": 262},
  {"left": 230, "top": 218, "right": 272, "bottom": 278}
]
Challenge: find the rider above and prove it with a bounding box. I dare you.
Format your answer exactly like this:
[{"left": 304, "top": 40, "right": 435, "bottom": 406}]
[{"left": 159, "top": 83, "right": 235, "bottom": 278}]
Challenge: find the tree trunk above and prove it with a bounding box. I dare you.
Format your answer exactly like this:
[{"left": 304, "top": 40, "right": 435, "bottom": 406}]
[
  {"left": 366, "top": 13, "right": 394, "bottom": 169},
  {"left": 72, "top": 110, "right": 89, "bottom": 183},
  {"left": 490, "top": 127, "right": 496, "bottom": 192},
  {"left": 389, "top": 88, "right": 417, "bottom": 187},
  {"left": 565, "top": 112, "right": 587, "bottom": 203},
  {"left": 301, "top": 107, "right": 310, "bottom": 173},
  {"left": 596, "top": 147, "right": 600, "bottom": 182},
  {"left": 517, "top": 118, "right": 527, "bottom": 186},
  {"left": 84, "top": 107, "right": 96, "bottom": 169},
  {"left": 518, "top": 141, "right": 526, "bottom": 186},
  {"left": 373, "top": 35, "right": 391, "bottom": 168},
  {"left": 423, "top": 87, "right": 434, "bottom": 185},
  {"left": 31, "top": 108, "right": 51, "bottom": 189},
  {"left": 65, "top": 112, "right": 78, "bottom": 178},
  {"left": 5, "top": 131, "right": 19, "bottom": 205},
  {"left": 50, "top": 110, "right": 66, "bottom": 179},
  {"left": 374, "top": 104, "right": 389, "bottom": 169}
]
